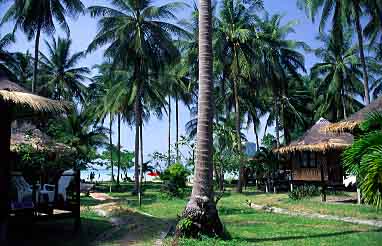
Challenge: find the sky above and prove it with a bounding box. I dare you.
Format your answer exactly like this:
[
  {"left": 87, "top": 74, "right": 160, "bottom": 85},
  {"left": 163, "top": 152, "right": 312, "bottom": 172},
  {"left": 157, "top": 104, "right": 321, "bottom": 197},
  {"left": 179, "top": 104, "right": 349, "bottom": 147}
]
[{"left": 0, "top": 0, "right": 322, "bottom": 162}]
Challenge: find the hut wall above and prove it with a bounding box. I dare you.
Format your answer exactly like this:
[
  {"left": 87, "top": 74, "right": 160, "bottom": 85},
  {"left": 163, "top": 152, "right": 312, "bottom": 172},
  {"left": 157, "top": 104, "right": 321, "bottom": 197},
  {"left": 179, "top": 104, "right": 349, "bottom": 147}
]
[{"left": 290, "top": 151, "right": 344, "bottom": 185}]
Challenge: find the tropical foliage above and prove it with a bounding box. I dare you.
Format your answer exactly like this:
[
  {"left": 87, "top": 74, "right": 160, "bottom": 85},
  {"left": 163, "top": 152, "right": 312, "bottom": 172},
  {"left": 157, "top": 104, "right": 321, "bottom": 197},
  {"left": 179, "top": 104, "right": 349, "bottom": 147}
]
[{"left": 342, "top": 112, "right": 382, "bottom": 207}]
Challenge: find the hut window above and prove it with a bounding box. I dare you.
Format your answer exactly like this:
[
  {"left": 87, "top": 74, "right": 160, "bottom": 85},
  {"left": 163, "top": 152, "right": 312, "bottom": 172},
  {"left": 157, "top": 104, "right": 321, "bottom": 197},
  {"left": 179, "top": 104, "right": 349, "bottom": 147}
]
[
  {"left": 301, "top": 152, "right": 310, "bottom": 168},
  {"left": 314, "top": 153, "right": 320, "bottom": 168}
]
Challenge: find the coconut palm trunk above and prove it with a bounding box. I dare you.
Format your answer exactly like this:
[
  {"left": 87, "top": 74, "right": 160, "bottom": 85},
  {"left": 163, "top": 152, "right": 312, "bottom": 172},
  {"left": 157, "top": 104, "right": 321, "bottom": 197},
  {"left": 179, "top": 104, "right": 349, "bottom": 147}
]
[
  {"left": 353, "top": 0, "right": 370, "bottom": 105},
  {"left": 138, "top": 122, "right": 144, "bottom": 207},
  {"left": 32, "top": 21, "right": 42, "bottom": 93},
  {"left": 134, "top": 96, "right": 140, "bottom": 193},
  {"left": 177, "top": 0, "right": 224, "bottom": 237},
  {"left": 117, "top": 113, "right": 121, "bottom": 185},
  {"left": 274, "top": 99, "right": 281, "bottom": 148},
  {"left": 175, "top": 92, "right": 180, "bottom": 162},
  {"left": 168, "top": 95, "right": 171, "bottom": 166},
  {"left": 109, "top": 113, "right": 114, "bottom": 182},
  {"left": 234, "top": 78, "right": 244, "bottom": 193},
  {"left": 0, "top": 103, "right": 11, "bottom": 244}
]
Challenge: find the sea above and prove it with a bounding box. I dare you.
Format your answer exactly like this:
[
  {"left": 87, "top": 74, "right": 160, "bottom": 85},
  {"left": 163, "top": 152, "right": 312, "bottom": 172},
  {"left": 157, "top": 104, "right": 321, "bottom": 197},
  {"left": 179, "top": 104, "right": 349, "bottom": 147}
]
[{"left": 81, "top": 167, "right": 156, "bottom": 182}]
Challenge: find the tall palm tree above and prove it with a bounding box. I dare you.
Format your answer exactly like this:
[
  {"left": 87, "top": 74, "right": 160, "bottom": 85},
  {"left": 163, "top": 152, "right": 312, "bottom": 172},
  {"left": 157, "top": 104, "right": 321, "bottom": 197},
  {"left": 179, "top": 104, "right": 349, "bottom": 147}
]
[
  {"left": 257, "top": 13, "right": 308, "bottom": 146},
  {"left": 88, "top": 0, "right": 187, "bottom": 194},
  {"left": 39, "top": 37, "right": 89, "bottom": 102},
  {"left": 88, "top": 63, "right": 122, "bottom": 183},
  {"left": 311, "top": 34, "right": 364, "bottom": 121},
  {"left": 297, "top": 0, "right": 372, "bottom": 104},
  {"left": 178, "top": 0, "right": 224, "bottom": 237},
  {"left": 164, "top": 60, "right": 194, "bottom": 162},
  {"left": 1, "top": 0, "right": 85, "bottom": 93},
  {"left": 215, "top": 0, "right": 262, "bottom": 193}
]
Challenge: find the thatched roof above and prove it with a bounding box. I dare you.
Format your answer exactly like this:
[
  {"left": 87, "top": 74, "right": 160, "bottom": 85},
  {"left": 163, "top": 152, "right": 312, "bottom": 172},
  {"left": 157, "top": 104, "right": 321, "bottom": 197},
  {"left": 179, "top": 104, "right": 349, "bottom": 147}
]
[
  {"left": 10, "top": 122, "right": 72, "bottom": 153},
  {"left": 275, "top": 118, "right": 353, "bottom": 154},
  {"left": 0, "top": 77, "right": 69, "bottom": 113},
  {"left": 323, "top": 96, "right": 382, "bottom": 133}
]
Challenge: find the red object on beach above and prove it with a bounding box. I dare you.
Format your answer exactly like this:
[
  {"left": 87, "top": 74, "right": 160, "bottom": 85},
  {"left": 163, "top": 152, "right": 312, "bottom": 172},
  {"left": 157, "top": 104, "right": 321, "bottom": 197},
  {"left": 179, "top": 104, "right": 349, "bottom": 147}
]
[{"left": 147, "top": 172, "right": 159, "bottom": 177}]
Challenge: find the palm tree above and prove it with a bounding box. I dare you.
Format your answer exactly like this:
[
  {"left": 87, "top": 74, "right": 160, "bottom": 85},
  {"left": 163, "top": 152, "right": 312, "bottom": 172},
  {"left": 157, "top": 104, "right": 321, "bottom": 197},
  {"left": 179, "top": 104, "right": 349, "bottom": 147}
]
[
  {"left": 178, "top": 0, "right": 224, "bottom": 237},
  {"left": 49, "top": 108, "right": 108, "bottom": 169},
  {"left": 342, "top": 112, "right": 382, "bottom": 207},
  {"left": 0, "top": 32, "right": 15, "bottom": 76},
  {"left": 88, "top": 63, "right": 122, "bottom": 183},
  {"left": 363, "top": 0, "right": 382, "bottom": 46},
  {"left": 256, "top": 13, "right": 308, "bottom": 146},
  {"left": 215, "top": 0, "right": 262, "bottom": 193},
  {"left": 164, "top": 61, "right": 194, "bottom": 163},
  {"left": 39, "top": 37, "right": 89, "bottom": 102},
  {"left": 297, "top": 0, "right": 372, "bottom": 104},
  {"left": 88, "top": 0, "right": 186, "bottom": 195},
  {"left": 1, "top": 0, "right": 85, "bottom": 93},
  {"left": 8, "top": 51, "right": 33, "bottom": 89},
  {"left": 311, "top": 34, "right": 364, "bottom": 122}
]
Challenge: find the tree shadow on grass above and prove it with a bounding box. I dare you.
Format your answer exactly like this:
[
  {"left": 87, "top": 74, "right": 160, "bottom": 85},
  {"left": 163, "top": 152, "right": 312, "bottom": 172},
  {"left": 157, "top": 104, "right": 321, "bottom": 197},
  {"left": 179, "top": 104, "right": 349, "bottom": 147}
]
[
  {"left": 92, "top": 206, "right": 173, "bottom": 245},
  {"left": 8, "top": 216, "right": 112, "bottom": 246},
  {"left": 238, "top": 229, "right": 382, "bottom": 244}
]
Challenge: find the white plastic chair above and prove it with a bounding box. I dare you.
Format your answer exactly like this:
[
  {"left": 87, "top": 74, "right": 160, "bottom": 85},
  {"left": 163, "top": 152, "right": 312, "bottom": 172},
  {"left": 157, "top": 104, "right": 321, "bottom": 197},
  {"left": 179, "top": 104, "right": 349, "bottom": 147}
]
[
  {"left": 11, "top": 176, "right": 40, "bottom": 203},
  {"left": 39, "top": 169, "right": 75, "bottom": 203}
]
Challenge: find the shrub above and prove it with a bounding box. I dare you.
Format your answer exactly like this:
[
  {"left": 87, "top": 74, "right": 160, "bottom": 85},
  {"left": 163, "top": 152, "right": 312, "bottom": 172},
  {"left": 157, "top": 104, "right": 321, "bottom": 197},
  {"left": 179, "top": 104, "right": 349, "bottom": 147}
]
[
  {"left": 288, "top": 185, "right": 320, "bottom": 200},
  {"left": 160, "top": 163, "right": 190, "bottom": 197}
]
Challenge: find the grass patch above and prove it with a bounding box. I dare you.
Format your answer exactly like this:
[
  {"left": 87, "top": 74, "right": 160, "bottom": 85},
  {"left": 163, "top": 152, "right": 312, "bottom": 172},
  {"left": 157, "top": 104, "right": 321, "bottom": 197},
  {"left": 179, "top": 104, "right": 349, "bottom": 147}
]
[
  {"left": 249, "top": 192, "right": 382, "bottom": 220},
  {"left": 105, "top": 184, "right": 382, "bottom": 246}
]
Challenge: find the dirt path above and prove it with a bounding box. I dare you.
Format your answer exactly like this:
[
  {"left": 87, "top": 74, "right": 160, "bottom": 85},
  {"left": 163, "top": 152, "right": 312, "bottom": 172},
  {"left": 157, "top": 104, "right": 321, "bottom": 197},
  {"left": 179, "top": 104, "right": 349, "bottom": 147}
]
[
  {"left": 90, "top": 192, "right": 115, "bottom": 201},
  {"left": 89, "top": 194, "right": 173, "bottom": 246},
  {"left": 248, "top": 202, "right": 382, "bottom": 228}
]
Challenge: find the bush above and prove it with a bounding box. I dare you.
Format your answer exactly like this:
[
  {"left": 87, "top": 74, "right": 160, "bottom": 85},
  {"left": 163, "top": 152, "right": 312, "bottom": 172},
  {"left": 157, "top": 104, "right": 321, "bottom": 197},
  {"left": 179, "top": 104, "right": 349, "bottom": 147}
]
[
  {"left": 288, "top": 185, "right": 320, "bottom": 200},
  {"left": 160, "top": 163, "right": 190, "bottom": 197}
]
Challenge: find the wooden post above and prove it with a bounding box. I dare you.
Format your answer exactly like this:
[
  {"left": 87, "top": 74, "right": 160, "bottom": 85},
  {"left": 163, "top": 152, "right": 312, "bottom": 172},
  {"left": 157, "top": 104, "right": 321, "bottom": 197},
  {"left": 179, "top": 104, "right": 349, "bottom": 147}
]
[
  {"left": 74, "top": 169, "right": 81, "bottom": 232},
  {"left": 320, "top": 155, "right": 327, "bottom": 202},
  {"left": 0, "top": 103, "right": 12, "bottom": 245}
]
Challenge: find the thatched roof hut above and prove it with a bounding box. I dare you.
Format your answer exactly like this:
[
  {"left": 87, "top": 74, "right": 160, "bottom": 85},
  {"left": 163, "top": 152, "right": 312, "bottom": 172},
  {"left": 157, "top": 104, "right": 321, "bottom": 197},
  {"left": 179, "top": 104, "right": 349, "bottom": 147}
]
[
  {"left": 0, "top": 77, "right": 68, "bottom": 113},
  {"left": 275, "top": 118, "right": 353, "bottom": 154},
  {"left": 323, "top": 96, "right": 382, "bottom": 133}
]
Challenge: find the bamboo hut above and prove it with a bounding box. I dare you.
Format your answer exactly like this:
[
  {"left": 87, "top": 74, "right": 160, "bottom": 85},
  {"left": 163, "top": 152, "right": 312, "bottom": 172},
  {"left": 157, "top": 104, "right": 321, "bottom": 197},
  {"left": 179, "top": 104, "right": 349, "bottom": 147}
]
[
  {"left": 323, "top": 96, "right": 382, "bottom": 133},
  {"left": 275, "top": 118, "right": 353, "bottom": 199}
]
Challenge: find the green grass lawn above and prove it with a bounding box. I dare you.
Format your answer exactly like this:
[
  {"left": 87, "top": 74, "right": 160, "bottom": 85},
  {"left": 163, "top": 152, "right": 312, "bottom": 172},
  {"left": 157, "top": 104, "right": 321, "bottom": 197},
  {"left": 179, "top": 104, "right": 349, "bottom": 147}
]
[
  {"left": 248, "top": 192, "right": 382, "bottom": 220},
  {"left": 99, "top": 183, "right": 382, "bottom": 246}
]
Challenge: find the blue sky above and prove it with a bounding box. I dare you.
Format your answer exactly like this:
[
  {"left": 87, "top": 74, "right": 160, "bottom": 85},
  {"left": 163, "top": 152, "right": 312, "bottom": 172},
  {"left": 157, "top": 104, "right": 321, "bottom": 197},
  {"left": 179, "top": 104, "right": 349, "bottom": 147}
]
[{"left": 1, "top": 0, "right": 322, "bottom": 161}]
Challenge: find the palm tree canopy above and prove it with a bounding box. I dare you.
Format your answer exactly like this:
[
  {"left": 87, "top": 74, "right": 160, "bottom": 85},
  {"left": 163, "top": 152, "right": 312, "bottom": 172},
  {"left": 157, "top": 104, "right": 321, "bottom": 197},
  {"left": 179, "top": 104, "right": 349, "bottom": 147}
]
[
  {"left": 1, "top": 0, "right": 85, "bottom": 37},
  {"left": 39, "top": 37, "right": 90, "bottom": 102}
]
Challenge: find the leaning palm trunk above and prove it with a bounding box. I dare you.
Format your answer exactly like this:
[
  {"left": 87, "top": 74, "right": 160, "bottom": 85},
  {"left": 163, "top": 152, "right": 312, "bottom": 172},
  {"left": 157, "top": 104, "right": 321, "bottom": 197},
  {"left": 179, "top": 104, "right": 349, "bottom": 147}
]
[
  {"left": 176, "top": 0, "right": 224, "bottom": 237},
  {"left": 354, "top": 1, "right": 370, "bottom": 105}
]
